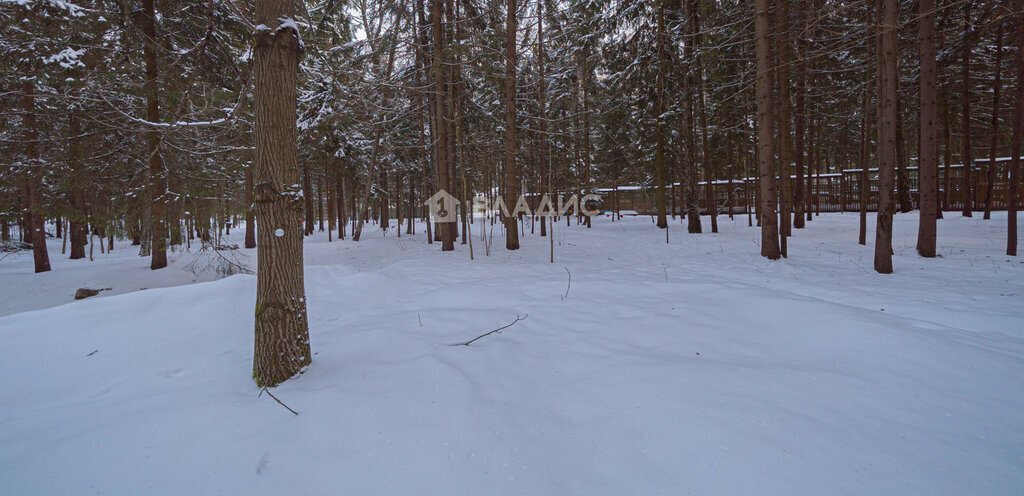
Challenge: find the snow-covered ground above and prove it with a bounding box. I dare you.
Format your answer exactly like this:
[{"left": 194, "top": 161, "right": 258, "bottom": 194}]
[{"left": 1, "top": 212, "right": 1023, "bottom": 495}]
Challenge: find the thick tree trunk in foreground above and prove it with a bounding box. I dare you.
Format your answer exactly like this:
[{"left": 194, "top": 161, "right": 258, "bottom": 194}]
[
  {"left": 252, "top": 2, "right": 312, "bottom": 387},
  {"left": 23, "top": 81, "right": 50, "bottom": 273},
  {"left": 917, "top": 0, "right": 938, "bottom": 257},
  {"left": 874, "top": 0, "right": 898, "bottom": 273},
  {"left": 142, "top": 0, "right": 167, "bottom": 270},
  {"left": 755, "top": 0, "right": 780, "bottom": 259}
]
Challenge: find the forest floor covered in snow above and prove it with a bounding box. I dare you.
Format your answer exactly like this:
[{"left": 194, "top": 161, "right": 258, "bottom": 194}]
[{"left": 2, "top": 212, "right": 1023, "bottom": 495}]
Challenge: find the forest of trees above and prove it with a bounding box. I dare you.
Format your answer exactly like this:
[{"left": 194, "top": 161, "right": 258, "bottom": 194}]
[{"left": 1, "top": 0, "right": 1021, "bottom": 384}]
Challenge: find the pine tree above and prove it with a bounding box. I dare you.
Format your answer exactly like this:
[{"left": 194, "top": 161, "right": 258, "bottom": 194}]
[
  {"left": 503, "top": 0, "right": 520, "bottom": 250},
  {"left": 874, "top": 0, "right": 898, "bottom": 274},
  {"left": 755, "top": 0, "right": 780, "bottom": 259},
  {"left": 917, "top": 0, "right": 938, "bottom": 257}
]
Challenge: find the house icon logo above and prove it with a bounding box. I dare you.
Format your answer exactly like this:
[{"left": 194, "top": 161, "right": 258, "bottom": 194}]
[{"left": 425, "top": 190, "right": 459, "bottom": 223}]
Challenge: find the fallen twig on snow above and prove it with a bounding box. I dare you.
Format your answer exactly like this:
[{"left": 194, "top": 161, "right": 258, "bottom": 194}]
[
  {"left": 451, "top": 314, "right": 527, "bottom": 346},
  {"left": 561, "top": 267, "right": 571, "bottom": 300},
  {"left": 260, "top": 386, "right": 299, "bottom": 415}
]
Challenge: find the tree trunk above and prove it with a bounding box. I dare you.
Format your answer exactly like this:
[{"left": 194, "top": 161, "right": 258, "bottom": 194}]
[
  {"left": 727, "top": 143, "right": 735, "bottom": 219},
  {"left": 775, "top": 0, "right": 793, "bottom": 256},
  {"left": 405, "top": 173, "right": 413, "bottom": 236},
  {"left": 1008, "top": 12, "right": 1023, "bottom": 256},
  {"left": 793, "top": 0, "right": 807, "bottom": 229},
  {"left": 455, "top": 56, "right": 469, "bottom": 243},
  {"left": 858, "top": 78, "right": 871, "bottom": 246},
  {"left": 244, "top": 162, "right": 257, "bottom": 248},
  {"left": 654, "top": 2, "right": 668, "bottom": 229},
  {"left": 318, "top": 171, "right": 325, "bottom": 232},
  {"left": 683, "top": 0, "right": 701, "bottom": 234},
  {"left": 302, "top": 159, "right": 314, "bottom": 235},
  {"left": 431, "top": 0, "right": 455, "bottom": 250},
  {"left": 503, "top": 0, "right": 519, "bottom": 249},
  {"left": 168, "top": 172, "right": 181, "bottom": 247},
  {"left": 20, "top": 194, "right": 29, "bottom": 246},
  {"left": 327, "top": 159, "right": 336, "bottom": 240},
  {"left": 874, "top": 0, "right": 898, "bottom": 273},
  {"left": 755, "top": 0, "right": 780, "bottom": 259},
  {"left": 960, "top": 0, "right": 973, "bottom": 217},
  {"left": 251, "top": 3, "right": 312, "bottom": 387},
  {"left": 337, "top": 168, "right": 346, "bottom": 239},
  {"left": 695, "top": 1, "right": 717, "bottom": 233},
  {"left": 859, "top": 0, "right": 873, "bottom": 246},
  {"left": 414, "top": 0, "right": 431, "bottom": 244},
  {"left": 380, "top": 169, "right": 389, "bottom": 231},
  {"left": 22, "top": 81, "right": 50, "bottom": 273},
  {"left": 537, "top": 0, "right": 547, "bottom": 237},
  {"left": 142, "top": 0, "right": 167, "bottom": 269},
  {"left": 807, "top": 100, "right": 815, "bottom": 221},
  {"left": 582, "top": 82, "right": 592, "bottom": 229},
  {"left": 139, "top": 213, "right": 151, "bottom": 256},
  {"left": 896, "top": 101, "right": 914, "bottom": 213},
  {"left": 985, "top": 22, "right": 1003, "bottom": 220},
  {"left": 917, "top": 0, "right": 938, "bottom": 257},
  {"left": 447, "top": 0, "right": 462, "bottom": 242},
  {"left": 68, "top": 108, "right": 88, "bottom": 259},
  {"left": 354, "top": 25, "right": 400, "bottom": 242},
  {"left": 447, "top": 0, "right": 465, "bottom": 243},
  {"left": 942, "top": 102, "right": 952, "bottom": 211}
]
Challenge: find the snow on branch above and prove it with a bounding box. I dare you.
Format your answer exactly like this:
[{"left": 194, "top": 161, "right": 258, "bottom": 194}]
[
  {"left": 42, "top": 48, "right": 86, "bottom": 68},
  {"left": 104, "top": 72, "right": 251, "bottom": 130},
  {"left": 2, "top": 0, "right": 90, "bottom": 16}
]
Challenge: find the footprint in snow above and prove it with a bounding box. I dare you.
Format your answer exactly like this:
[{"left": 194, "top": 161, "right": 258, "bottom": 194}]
[{"left": 256, "top": 451, "right": 270, "bottom": 475}]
